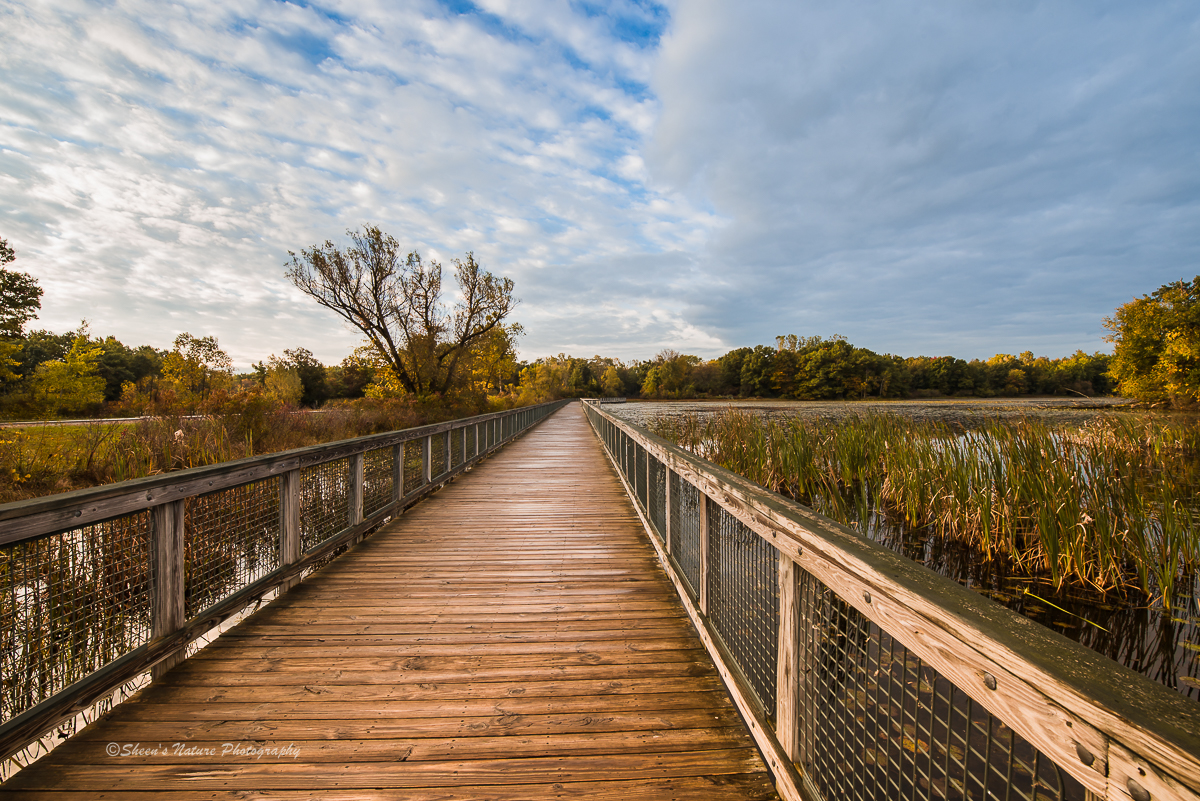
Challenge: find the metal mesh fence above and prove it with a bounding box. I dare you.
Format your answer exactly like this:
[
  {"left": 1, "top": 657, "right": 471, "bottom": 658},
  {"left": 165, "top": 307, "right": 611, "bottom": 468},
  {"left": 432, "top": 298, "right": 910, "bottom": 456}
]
[
  {"left": 794, "top": 568, "right": 1083, "bottom": 801},
  {"left": 628, "top": 431, "right": 638, "bottom": 482},
  {"left": 670, "top": 472, "right": 702, "bottom": 602},
  {"left": 707, "top": 503, "right": 779, "bottom": 716},
  {"left": 449, "top": 428, "right": 464, "bottom": 469},
  {"left": 186, "top": 478, "right": 280, "bottom": 617},
  {"left": 465, "top": 425, "right": 476, "bottom": 459},
  {"left": 1, "top": 514, "right": 152, "bottom": 723},
  {"left": 430, "top": 432, "right": 447, "bottom": 479},
  {"left": 363, "top": 447, "right": 394, "bottom": 517},
  {"left": 635, "top": 444, "right": 647, "bottom": 508},
  {"left": 648, "top": 458, "right": 667, "bottom": 541},
  {"left": 300, "top": 458, "right": 350, "bottom": 552},
  {"left": 403, "top": 439, "right": 424, "bottom": 495}
]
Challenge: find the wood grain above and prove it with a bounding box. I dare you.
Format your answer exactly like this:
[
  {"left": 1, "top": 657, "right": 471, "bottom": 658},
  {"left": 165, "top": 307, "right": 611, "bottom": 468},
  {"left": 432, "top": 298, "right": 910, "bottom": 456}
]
[
  {"left": 2, "top": 404, "right": 776, "bottom": 800},
  {"left": 587, "top": 401, "right": 1200, "bottom": 801}
]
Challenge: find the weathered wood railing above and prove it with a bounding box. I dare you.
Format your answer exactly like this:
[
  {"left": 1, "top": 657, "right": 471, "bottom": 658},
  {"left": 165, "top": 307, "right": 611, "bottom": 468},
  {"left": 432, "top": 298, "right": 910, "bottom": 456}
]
[
  {"left": 583, "top": 400, "right": 1200, "bottom": 801},
  {"left": 0, "top": 399, "right": 568, "bottom": 762}
]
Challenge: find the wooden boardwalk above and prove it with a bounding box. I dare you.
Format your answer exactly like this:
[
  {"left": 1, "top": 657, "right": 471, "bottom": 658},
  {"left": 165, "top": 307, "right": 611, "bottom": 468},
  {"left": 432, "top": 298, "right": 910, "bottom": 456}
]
[{"left": 3, "top": 404, "right": 777, "bottom": 799}]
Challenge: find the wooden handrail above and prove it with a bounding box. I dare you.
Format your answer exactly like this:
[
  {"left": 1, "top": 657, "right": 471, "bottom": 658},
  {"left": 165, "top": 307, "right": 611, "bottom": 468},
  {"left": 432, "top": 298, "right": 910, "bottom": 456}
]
[
  {"left": 0, "top": 399, "right": 569, "bottom": 763},
  {"left": 582, "top": 400, "right": 1200, "bottom": 801},
  {"left": 0, "top": 405, "right": 554, "bottom": 547}
]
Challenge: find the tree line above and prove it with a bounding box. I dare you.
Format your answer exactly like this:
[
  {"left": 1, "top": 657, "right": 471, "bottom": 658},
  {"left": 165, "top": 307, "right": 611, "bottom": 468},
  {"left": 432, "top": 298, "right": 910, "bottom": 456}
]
[
  {"left": 516, "top": 340, "right": 1113, "bottom": 402},
  {"left": 7, "top": 223, "right": 1190, "bottom": 419},
  {"left": 0, "top": 230, "right": 525, "bottom": 419}
]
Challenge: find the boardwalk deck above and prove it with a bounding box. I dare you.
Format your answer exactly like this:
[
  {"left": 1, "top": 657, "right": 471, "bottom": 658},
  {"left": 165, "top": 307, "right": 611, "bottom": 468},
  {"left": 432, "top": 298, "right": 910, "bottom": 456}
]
[{"left": 2, "top": 404, "right": 777, "bottom": 799}]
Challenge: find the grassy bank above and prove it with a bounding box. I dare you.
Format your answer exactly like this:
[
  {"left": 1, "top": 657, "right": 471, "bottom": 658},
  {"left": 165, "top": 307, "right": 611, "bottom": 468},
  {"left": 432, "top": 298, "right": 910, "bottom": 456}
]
[
  {"left": 651, "top": 409, "right": 1199, "bottom": 605},
  {"left": 0, "top": 396, "right": 512, "bottom": 504}
]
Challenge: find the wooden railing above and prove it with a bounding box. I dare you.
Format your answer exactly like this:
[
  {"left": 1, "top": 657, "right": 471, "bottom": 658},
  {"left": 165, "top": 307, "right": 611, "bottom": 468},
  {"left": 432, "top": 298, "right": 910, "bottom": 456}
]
[
  {"left": 583, "top": 400, "right": 1200, "bottom": 801},
  {"left": 0, "top": 399, "right": 569, "bottom": 762}
]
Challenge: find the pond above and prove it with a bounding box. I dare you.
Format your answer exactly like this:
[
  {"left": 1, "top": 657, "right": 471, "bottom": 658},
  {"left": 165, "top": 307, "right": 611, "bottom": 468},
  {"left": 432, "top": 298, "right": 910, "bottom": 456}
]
[{"left": 607, "top": 397, "right": 1200, "bottom": 702}]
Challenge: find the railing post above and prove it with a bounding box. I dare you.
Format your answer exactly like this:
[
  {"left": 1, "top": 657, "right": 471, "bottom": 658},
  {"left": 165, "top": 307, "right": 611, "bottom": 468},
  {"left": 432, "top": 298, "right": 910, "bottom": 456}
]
[
  {"left": 777, "top": 555, "right": 802, "bottom": 764},
  {"left": 280, "top": 468, "right": 301, "bottom": 591},
  {"left": 474, "top": 423, "right": 480, "bottom": 457},
  {"left": 665, "top": 467, "right": 673, "bottom": 553},
  {"left": 422, "top": 435, "right": 432, "bottom": 484},
  {"left": 392, "top": 444, "right": 403, "bottom": 503},
  {"left": 349, "top": 452, "right": 364, "bottom": 533},
  {"left": 444, "top": 430, "right": 451, "bottom": 474},
  {"left": 698, "top": 491, "right": 710, "bottom": 616},
  {"left": 459, "top": 426, "right": 466, "bottom": 466},
  {"left": 151, "top": 499, "right": 186, "bottom": 681},
  {"left": 645, "top": 448, "right": 651, "bottom": 510}
]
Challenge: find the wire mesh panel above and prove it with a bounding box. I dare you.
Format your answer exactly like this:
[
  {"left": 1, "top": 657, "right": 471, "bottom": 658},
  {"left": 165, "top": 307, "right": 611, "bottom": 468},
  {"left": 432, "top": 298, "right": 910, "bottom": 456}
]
[
  {"left": 185, "top": 478, "right": 280, "bottom": 617},
  {"left": 628, "top": 431, "right": 638, "bottom": 482},
  {"left": 707, "top": 503, "right": 779, "bottom": 715},
  {"left": 670, "top": 473, "right": 703, "bottom": 601},
  {"left": 795, "top": 568, "right": 1083, "bottom": 801},
  {"left": 648, "top": 458, "right": 667, "bottom": 541},
  {"left": 1, "top": 514, "right": 152, "bottom": 724},
  {"left": 363, "top": 447, "right": 394, "bottom": 517},
  {"left": 430, "top": 433, "right": 447, "bottom": 479},
  {"left": 465, "top": 425, "right": 476, "bottom": 459},
  {"left": 449, "top": 428, "right": 464, "bottom": 469},
  {"left": 635, "top": 443, "right": 647, "bottom": 508},
  {"left": 300, "top": 458, "right": 350, "bottom": 552},
  {"left": 402, "top": 439, "right": 424, "bottom": 495}
]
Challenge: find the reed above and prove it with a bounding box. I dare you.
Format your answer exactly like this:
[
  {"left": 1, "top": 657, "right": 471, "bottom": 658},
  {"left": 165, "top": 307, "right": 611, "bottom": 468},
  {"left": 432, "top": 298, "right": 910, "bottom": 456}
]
[
  {"left": 0, "top": 396, "right": 503, "bottom": 504},
  {"left": 651, "top": 410, "right": 1200, "bottom": 605}
]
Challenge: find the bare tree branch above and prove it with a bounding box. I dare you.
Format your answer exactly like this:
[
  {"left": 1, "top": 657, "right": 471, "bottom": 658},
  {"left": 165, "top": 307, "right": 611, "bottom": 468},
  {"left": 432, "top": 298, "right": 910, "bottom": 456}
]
[{"left": 286, "top": 226, "right": 518, "bottom": 396}]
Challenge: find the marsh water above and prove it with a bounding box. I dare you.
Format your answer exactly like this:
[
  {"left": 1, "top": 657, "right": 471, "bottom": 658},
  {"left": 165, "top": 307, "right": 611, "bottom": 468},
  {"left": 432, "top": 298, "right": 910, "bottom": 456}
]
[{"left": 608, "top": 397, "right": 1200, "bottom": 701}]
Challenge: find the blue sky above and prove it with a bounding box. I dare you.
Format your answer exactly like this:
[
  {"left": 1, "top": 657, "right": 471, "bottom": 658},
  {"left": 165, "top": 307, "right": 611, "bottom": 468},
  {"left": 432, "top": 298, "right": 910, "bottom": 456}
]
[{"left": 2, "top": 0, "right": 1198, "bottom": 368}]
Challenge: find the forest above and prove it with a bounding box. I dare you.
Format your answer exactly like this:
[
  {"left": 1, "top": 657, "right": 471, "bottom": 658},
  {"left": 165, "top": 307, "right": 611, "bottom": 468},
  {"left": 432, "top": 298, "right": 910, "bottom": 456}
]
[
  {"left": 520, "top": 338, "right": 1113, "bottom": 402},
  {"left": 0, "top": 228, "right": 1121, "bottom": 422}
]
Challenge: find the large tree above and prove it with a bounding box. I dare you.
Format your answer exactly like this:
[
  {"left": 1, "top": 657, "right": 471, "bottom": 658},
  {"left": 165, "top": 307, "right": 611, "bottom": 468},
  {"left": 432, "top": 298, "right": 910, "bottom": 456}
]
[
  {"left": 1105, "top": 277, "right": 1200, "bottom": 403},
  {"left": 286, "top": 225, "right": 517, "bottom": 396},
  {"left": 0, "top": 237, "right": 43, "bottom": 339}
]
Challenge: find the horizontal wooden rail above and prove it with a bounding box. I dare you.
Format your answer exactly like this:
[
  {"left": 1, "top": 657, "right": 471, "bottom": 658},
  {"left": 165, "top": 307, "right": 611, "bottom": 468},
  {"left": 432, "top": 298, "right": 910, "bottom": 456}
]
[
  {"left": 0, "top": 399, "right": 569, "bottom": 763},
  {"left": 582, "top": 400, "right": 1200, "bottom": 801},
  {"left": 0, "top": 405, "right": 560, "bottom": 547}
]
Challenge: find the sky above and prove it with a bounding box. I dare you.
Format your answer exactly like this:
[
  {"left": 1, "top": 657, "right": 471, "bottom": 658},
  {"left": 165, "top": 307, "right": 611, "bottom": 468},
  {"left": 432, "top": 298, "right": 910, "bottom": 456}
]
[{"left": 2, "top": 0, "right": 1198, "bottom": 369}]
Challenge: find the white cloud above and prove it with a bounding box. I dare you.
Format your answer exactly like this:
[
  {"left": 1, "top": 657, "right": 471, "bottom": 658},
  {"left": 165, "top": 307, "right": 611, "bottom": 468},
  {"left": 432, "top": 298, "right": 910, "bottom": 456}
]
[
  {"left": 647, "top": 0, "right": 1200, "bottom": 358},
  {"left": 0, "top": 0, "right": 707, "bottom": 367},
  {"left": 2, "top": 0, "right": 1197, "bottom": 371}
]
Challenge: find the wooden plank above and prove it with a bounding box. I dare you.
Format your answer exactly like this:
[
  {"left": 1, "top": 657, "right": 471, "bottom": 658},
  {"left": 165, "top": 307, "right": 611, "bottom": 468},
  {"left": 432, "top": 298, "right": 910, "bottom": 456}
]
[
  {"left": 150, "top": 499, "right": 185, "bottom": 681},
  {"left": 2, "top": 404, "right": 776, "bottom": 799},
  {"left": 775, "top": 554, "right": 801, "bottom": 763},
  {"left": 590, "top": 402, "right": 1200, "bottom": 800},
  {"left": 0, "top": 399, "right": 566, "bottom": 545},
  {"left": 121, "top": 675, "right": 727, "bottom": 705},
  {"left": 50, "top": 728, "right": 757, "bottom": 763},
  {"left": 349, "top": 452, "right": 364, "bottom": 529},
  {"left": 698, "top": 490, "right": 709, "bottom": 615},
  {"left": 279, "top": 468, "right": 300, "bottom": 592},
  {"left": 0, "top": 775, "right": 778, "bottom": 801},
  {"left": 587, "top": 408, "right": 805, "bottom": 801},
  {"left": 76, "top": 708, "right": 749, "bottom": 742},
  {"left": 4, "top": 751, "right": 768, "bottom": 791},
  {"left": 0, "top": 775, "right": 775, "bottom": 801}
]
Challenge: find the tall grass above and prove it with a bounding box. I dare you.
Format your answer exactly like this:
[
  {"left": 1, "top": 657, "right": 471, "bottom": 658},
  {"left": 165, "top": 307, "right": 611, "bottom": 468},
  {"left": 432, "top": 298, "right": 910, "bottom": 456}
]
[
  {"left": 652, "top": 410, "right": 1200, "bottom": 605},
  {"left": 0, "top": 395, "right": 509, "bottom": 504}
]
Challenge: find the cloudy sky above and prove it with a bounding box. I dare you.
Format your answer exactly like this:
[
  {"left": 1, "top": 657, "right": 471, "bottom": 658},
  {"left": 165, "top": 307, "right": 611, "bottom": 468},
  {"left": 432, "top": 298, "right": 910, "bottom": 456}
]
[{"left": 2, "top": 0, "right": 1198, "bottom": 368}]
